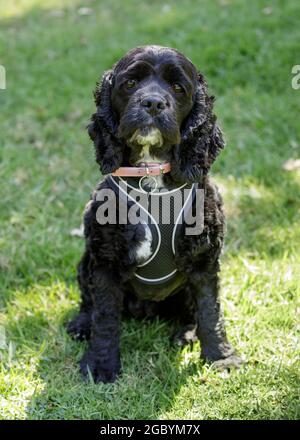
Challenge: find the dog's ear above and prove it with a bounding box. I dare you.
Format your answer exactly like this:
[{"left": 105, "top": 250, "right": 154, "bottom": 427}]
[
  {"left": 87, "top": 70, "right": 123, "bottom": 175},
  {"left": 171, "top": 72, "right": 225, "bottom": 183}
]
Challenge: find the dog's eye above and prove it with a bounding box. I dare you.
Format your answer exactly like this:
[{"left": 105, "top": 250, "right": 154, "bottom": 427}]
[
  {"left": 125, "top": 79, "right": 137, "bottom": 89},
  {"left": 172, "top": 83, "right": 184, "bottom": 93}
]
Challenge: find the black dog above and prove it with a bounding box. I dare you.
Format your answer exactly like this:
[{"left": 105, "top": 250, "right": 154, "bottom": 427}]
[{"left": 67, "top": 45, "right": 243, "bottom": 383}]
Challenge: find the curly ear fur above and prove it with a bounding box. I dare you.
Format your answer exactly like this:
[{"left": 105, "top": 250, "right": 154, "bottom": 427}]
[
  {"left": 87, "top": 70, "right": 124, "bottom": 175},
  {"left": 171, "top": 72, "right": 225, "bottom": 184}
]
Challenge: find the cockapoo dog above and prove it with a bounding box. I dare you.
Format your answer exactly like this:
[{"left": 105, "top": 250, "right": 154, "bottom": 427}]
[{"left": 67, "top": 45, "right": 243, "bottom": 383}]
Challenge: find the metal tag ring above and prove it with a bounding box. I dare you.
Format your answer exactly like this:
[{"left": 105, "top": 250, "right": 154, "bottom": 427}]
[{"left": 139, "top": 175, "right": 158, "bottom": 193}]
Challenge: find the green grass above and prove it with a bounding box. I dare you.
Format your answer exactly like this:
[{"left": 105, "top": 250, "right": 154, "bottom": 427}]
[{"left": 0, "top": 0, "right": 299, "bottom": 420}]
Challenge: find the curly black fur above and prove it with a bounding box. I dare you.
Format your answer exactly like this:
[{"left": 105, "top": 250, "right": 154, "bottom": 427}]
[{"left": 67, "top": 46, "right": 243, "bottom": 383}]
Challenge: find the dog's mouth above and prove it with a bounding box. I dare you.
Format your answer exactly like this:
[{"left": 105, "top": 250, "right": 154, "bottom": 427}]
[
  {"left": 118, "top": 106, "right": 181, "bottom": 150},
  {"left": 129, "top": 127, "right": 163, "bottom": 148}
]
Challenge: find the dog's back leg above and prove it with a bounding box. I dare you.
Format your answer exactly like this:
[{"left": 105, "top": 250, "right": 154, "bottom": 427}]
[
  {"left": 123, "top": 290, "right": 160, "bottom": 320},
  {"left": 137, "top": 286, "right": 198, "bottom": 346},
  {"left": 160, "top": 286, "right": 198, "bottom": 346}
]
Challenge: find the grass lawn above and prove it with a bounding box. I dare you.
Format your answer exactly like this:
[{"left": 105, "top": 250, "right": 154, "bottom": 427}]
[{"left": 0, "top": 0, "right": 299, "bottom": 420}]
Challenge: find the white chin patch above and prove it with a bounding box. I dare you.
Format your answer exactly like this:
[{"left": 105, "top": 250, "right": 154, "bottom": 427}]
[
  {"left": 130, "top": 128, "right": 164, "bottom": 165},
  {"left": 130, "top": 128, "right": 163, "bottom": 148}
]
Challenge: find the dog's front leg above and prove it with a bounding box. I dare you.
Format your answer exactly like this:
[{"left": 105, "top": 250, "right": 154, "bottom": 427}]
[
  {"left": 191, "top": 271, "right": 243, "bottom": 369},
  {"left": 80, "top": 267, "right": 123, "bottom": 383}
]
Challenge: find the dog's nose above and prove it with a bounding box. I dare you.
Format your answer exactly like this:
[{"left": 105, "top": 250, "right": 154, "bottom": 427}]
[{"left": 141, "top": 96, "right": 167, "bottom": 115}]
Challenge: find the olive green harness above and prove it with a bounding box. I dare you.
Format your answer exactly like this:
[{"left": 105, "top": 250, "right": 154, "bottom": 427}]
[{"left": 108, "top": 175, "right": 196, "bottom": 285}]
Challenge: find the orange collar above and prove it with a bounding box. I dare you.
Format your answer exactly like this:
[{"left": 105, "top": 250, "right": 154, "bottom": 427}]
[{"left": 111, "top": 162, "right": 171, "bottom": 177}]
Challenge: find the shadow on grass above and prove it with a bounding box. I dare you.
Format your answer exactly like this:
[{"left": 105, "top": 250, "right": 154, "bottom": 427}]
[
  {"left": 5, "top": 304, "right": 203, "bottom": 419},
  {"left": 4, "top": 303, "right": 300, "bottom": 419}
]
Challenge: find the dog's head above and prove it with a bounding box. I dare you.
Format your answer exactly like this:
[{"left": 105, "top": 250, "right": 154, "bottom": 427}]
[{"left": 88, "top": 45, "right": 225, "bottom": 182}]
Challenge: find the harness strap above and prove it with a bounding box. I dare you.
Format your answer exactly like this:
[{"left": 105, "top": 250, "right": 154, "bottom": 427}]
[{"left": 107, "top": 175, "right": 198, "bottom": 285}]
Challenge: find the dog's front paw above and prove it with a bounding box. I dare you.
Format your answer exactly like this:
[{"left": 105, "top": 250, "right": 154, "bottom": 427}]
[
  {"left": 201, "top": 343, "right": 245, "bottom": 371},
  {"left": 80, "top": 350, "right": 121, "bottom": 384},
  {"left": 210, "top": 354, "right": 245, "bottom": 371},
  {"left": 67, "top": 312, "right": 91, "bottom": 341}
]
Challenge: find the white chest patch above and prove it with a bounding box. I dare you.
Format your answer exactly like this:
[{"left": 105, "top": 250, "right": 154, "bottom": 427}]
[{"left": 134, "top": 224, "right": 153, "bottom": 265}]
